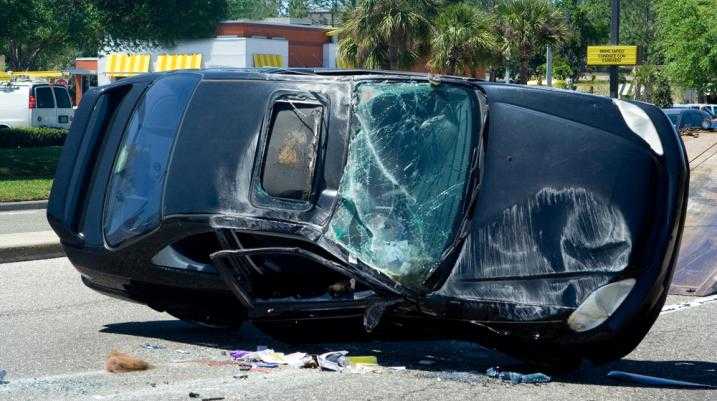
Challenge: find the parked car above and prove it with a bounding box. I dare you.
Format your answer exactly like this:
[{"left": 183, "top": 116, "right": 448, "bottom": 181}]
[
  {"left": 663, "top": 108, "right": 713, "bottom": 131},
  {"left": 673, "top": 103, "right": 717, "bottom": 117},
  {"left": 0, "top": 79, "right": 74, "bottom": 129},
  {"left": 48, "top": 69, "right": 688, "bottom": 368}
]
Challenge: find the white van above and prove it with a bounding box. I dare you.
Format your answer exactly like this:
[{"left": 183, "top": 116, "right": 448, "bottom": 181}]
[{"left": 0, "top": 80, "right": 74, "bottom": 129}]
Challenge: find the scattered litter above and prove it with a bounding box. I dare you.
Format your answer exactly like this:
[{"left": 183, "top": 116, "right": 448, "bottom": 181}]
[
  {"left": 230, "top": 350, "right": 252, "bottom": 360},
  {"left": 176, "top": 350, "right": 190, "bottom": 355},
  {"left": 105, "top": 350, "right": 150, "bottom": 373},
  {"left": 347, "top": 356, "right": 378, "bottom": 366},
  {"left": 238, "top": 363, "right": 253, "bottom": 371},
  {"left": 418, "top": 360, "right": 435, "bottom": 365},
  {"left": 0, "top": 368, "right": 7, "bottom": 384},
  {"left": 202, "top": 398, "right": 224, "bottom": 401},
  {"left": 189, "top": 392, "right": 200, "bottom": 398},
  {"left": 254, "top": 362, "right": 279, "bottom": 369},
  {"left": 607, "top": 370, "right": 716, "bottom": 389},
  {"left": 141, "top": 343, "right": 165, "bottom": 350},
  {"left": 388, "top": 366, "right": 407, "bottom": 371},
  {"left": 486, "top": 367, "right": 551, "bottom": 384},
  {"left": 317, "top": 351, "right": 348, "bottom": 371},
  {"left": 233, "top": 374, "right": 249, "bottom": 379}
]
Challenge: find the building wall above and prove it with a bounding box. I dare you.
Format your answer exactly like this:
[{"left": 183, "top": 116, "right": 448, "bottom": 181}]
[
  {"left": 96, "top": 37, "right": 290, "bottom": 85},
  {"left": 218, "top": 21, "right": 330, "bottom": 67}
]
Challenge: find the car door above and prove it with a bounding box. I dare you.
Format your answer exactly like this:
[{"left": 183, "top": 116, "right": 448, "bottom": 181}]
[
  {"left": 52, "top": 86, "right": 74, "bottom": 129},
  {"left": 31, "top": 85, "right": 57, "bottom": 128}
]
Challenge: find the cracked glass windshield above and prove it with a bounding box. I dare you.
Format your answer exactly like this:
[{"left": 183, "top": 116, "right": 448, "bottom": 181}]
[{"left": 327, "top": 81, "right": 476, "bottom": 288}]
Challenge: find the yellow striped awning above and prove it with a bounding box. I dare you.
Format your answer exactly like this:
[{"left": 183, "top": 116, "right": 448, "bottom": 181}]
[
  {"left": 253, "top": 54, "right": 283, "bottom": 68},
  {"left": 155, "top": 54, "right": 202, "bottom": 72},
  {"left": 106, "top": 54, "right": 150, "bottom": 77},
  {"left": 0, "top": 71, "right": 63, "bottom": 79}
]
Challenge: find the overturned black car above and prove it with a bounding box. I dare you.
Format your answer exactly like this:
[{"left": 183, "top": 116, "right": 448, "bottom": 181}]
[{"left": 48, "top": 69, "right": 688, "bottom": 367}]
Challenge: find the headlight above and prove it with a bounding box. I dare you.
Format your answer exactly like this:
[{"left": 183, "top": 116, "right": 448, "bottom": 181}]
[
  {"left": 567, "top": 278, "right": 636, "bottom": 332},
  {"left": 103, "top": 75, "right": 199, "bottom": 246}
]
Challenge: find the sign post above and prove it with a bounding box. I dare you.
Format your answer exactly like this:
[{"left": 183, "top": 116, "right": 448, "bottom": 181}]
[
  {"left": 609, "top": 0, "right": 620, "bottom": 98},
  {"left": 586, "top": 45, "right": 637, "bottom": 98}
]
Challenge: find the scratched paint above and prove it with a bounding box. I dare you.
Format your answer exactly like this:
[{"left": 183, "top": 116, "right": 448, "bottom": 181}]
[{"left": 438, "top": 187, "right": 632, "bottom": 320}]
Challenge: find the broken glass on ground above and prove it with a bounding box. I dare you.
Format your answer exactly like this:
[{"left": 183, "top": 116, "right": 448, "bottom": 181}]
[{"left": 327, "top": 81, "right": 476, "bottom": 288}]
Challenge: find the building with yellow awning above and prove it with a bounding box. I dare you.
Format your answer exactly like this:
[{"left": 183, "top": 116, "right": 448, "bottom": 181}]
[
  {"left": 253, "top": 54, "right": 283, "bottom": 68},
  {"left": 155, "top": 54, "right": 203, "bottom": 72},
  {"left": 104, "top": 54, "right": 150, "bottom": 77}
]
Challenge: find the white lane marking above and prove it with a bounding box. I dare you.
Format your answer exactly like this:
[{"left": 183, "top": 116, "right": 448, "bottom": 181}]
[
  {"left": 0, "top": 209, "right": 45, "bottom": 216},
  {"left": 661, "top": 294, "right": 717, "bottom": 315}
]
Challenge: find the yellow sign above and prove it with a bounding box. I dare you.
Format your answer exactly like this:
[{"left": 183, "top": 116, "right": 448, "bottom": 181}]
[{"left": 587, "top": 45, "right": 638, "bottom": 66}]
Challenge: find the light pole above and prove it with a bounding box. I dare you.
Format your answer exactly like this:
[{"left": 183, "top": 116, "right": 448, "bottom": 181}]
[
  {"left": 546, "top": 45, "right": 553, "bottom": 87},
  {"left": 609, "top": 0, "right": 620, "bottom": 98}
]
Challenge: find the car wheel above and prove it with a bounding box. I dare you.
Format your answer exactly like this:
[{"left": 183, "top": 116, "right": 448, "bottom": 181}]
[
  {"left": 167, "top": 308, "right": 244, "bottom": 329},
  {"left": 702, "top": 120, "right": 711, "bottom": 130}
]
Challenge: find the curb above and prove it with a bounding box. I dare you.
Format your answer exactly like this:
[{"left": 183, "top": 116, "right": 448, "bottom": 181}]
[
  {"left": 0, "top": 200, "right": 48, "bottom": 212},
  {"left": 0, "top": 231, "right": 64, "bottom": 263}
]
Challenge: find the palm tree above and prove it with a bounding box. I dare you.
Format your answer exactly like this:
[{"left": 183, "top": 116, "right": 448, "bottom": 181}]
[
  {"left": 497, "top": 0, "right": 568, "bottom": 84},
  {"left": 333, "top": 0, "right": 436, "bottom": 70},
  {"left": 428, "top": 3, "right": 498, "bottom": 76}
]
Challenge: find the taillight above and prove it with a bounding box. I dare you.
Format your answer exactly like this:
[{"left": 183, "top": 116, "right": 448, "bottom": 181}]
[{"left": 29, "top": 95, "right": 36, "bottom": 109}]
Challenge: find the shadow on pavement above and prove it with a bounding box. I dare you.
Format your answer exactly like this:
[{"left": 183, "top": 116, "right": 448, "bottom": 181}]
[{"left": 101, "top": 318, "right": 717, "bottom": 390}]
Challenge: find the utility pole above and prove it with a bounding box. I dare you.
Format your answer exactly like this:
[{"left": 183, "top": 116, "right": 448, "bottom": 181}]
[
  {"left": 546, "top": 45, "right": 553, "bottom": 87},
  {"left": 609, "top": 0, "right": 620, "bottom": 98}
]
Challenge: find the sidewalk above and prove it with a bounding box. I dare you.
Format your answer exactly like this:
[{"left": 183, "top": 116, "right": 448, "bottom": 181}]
[
  {"left": 0, "top": 201, "right": 63, "bottom": 263},
  {"left": 0, "top": 230, "right": 63, "bottom": 263}
]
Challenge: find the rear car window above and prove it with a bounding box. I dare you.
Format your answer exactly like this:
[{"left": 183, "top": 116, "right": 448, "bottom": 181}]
[
  {"left": 53, "top": 87, "right": 72, "bottom": 108},
  {"left": 104, "top": 74, "right": 199, "bottom": 246},
  {"left": 35, "top": 86, "right": 54, "bottom": 108},
  {"left": 261, "top": 101, "right": 322, "bottom": 201}
]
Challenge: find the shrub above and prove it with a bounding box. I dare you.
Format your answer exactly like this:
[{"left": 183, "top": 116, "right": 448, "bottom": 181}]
[{"left": 0, "top": 127, "right": 67, "bottom": 148}]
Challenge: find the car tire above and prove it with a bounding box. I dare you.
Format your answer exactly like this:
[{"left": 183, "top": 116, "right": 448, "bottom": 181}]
[{"left": 702, "top": 120, "right": 711, "bottom": 130}]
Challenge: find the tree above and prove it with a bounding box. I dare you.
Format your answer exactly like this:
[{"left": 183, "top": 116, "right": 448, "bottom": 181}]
[
  {"left": 0, "top": 0, "right": 228, "bottom": 70},
  {"left": 656, "top": 0, "right": 717, "bottom": 100},
  {"left": 633, "top": 64, "right": 672, "bottom": 107},
  {"left": 496, "top": 0, "right": 569, "bottom": 84},
  {"left": 94, "top": 0, "right": 227, "bottom": 50},
  {"left": 428, "top": 3, "right": 497, "bottom": 76},
  {"left": 334, "top": 0, "right": 436, "bottom": 70},
  {"left": 0, "top": 0, "right": 101, "bottom": 70},
  {"left": 288, "top": 0, "right": 310, "bottom": 17},
  {"left": 555, "top": 0, "right": 609, "bottom": 80},
  {"left": 226, "top": 0, "right": 280, "bottom": 19}
]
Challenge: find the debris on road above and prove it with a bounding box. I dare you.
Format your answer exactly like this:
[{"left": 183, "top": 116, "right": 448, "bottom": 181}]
[
  {"left": 347, "top": 355, "right": 378, "bottom": 366},
  {"left": 0, "top": 368, "right": 7, "bottom": 384},
  {"left": 105, "top": 350, "right": 150, "bottom": 373},
  {"left": 317, "top": 351, "right": 349, "bottom": 371},
  {"left": 607, "top": 370, "right": 716, "bottom": 389},
  {"left": 486, "top": 367, "right": 551, "bottom": 384},
  {"left": 140, "top": 343, "right": 165, "bottom": 350}
]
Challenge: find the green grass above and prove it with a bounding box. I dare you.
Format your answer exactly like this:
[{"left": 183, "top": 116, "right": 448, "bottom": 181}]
[{"left": 0, "top": 146, "right": 62, "bottom": 202}]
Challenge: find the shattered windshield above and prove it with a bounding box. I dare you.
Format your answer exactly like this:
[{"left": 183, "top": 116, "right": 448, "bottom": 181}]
[{"left": 327, "top": 81, "right": 476, "bottom": 288}]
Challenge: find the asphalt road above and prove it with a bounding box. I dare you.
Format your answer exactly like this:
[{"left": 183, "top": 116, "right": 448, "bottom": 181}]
[
  {"left": 0, "top": 209, "right": 51, "bottom": 235},
  {"left": 0, "top": 257, "right": 715, "bottom": 401}
]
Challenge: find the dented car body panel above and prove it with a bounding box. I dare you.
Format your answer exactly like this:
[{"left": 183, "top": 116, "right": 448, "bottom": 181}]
[{"left": 48, "top": 69, "right": 688, "bottom": 365}]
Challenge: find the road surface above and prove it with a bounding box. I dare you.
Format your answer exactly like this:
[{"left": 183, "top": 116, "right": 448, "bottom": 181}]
[{"left": 0, "top": 257, "right": 715, "bottom": 401}]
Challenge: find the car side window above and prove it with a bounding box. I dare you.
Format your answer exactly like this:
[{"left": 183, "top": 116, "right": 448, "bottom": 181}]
[
  {"left": 52, "top": 87, "right": 72, "bottom": 108},
  {"left": 35, "top": 87, "right": 55, "bottom": 108},
  {"left": 260, "top": 100, "right": 323, "bottom": 201}
]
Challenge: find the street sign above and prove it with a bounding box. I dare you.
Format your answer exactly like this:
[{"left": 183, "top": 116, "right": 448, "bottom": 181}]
[{"left": 587, "top": 45, "right": 638, "bottom": 66}]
